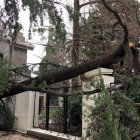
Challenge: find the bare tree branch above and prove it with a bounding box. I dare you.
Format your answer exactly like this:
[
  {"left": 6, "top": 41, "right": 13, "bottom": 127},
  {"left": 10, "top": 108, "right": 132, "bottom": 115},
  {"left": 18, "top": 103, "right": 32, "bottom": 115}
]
[
  {"left": 135, "top": 0, "right": 140, "bottom": 27},
  {"left": 101, "top": 0, "right": 128, "bottom": 40},
  {"left": 8, "top": 80, "right": 123, "bottom": 97},
  {"left": 80, "top": 0, "right": 119, "bottom": 9},
  {"left": 101, "top": 0, "right": 133, "bottom": 73}
]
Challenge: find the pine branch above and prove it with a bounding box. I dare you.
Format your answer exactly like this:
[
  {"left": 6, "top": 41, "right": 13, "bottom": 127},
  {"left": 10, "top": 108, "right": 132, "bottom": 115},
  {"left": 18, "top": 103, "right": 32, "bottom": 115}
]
[{"left": 8, "top": 80, "right": 123, "bottom": 97}]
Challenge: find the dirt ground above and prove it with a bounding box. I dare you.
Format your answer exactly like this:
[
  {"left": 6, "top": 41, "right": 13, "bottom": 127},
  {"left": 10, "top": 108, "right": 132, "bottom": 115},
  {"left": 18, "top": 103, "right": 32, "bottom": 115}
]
[{"left": 0, "top": 131, "right": 39, "bottom": 140}]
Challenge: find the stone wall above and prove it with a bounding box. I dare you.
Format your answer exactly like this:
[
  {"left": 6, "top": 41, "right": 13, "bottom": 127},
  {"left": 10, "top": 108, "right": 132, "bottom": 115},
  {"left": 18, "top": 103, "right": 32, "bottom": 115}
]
[{"left": 15, "top": 91, "right": 39, "bottom": 132}]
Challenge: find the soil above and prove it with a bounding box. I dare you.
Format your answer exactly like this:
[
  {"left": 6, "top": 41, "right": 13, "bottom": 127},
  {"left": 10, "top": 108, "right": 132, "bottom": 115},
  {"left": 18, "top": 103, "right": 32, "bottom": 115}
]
[{"left": 0, "top": 131, "right": 39, "bottom": 140}]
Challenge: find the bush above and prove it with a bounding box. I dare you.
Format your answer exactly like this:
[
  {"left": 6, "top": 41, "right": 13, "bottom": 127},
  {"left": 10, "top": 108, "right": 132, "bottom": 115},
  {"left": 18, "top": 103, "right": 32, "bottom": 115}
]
[
  {"left": 51, "top": 107, "right": 64, "bottom": 124},
  {"left": 0, "top": 103, "right": 15, "bottom": 131},
  {"left": 67, "top": 96, "right": 82, "bottom": 126}
]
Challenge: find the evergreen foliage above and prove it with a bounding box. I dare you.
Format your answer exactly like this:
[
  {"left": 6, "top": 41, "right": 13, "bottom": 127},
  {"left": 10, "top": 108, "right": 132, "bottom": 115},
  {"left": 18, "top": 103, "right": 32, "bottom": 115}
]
[
  {"left": 81, "top": 0, "right": 140, "bottom": 60},
  {"left": 67, "top": 95, "right": 82, "bottom": 127},
  {"left": 1, "top": 0, "right": 67, "bottom": 43},
  {"left": 0, "top": 103, "right": 15, "bottom": 131},
  {"left": 0, "top": 0, "right": 140, "bottom": 138},
  {"left": 0, "top": 59, "right": 15, "bottom": 132},
  {"left": 0, "top": 59, "right": 12, "bottom": 92},
  {"left": 83, "top": 71, "right": 140, "bottom": 140}
]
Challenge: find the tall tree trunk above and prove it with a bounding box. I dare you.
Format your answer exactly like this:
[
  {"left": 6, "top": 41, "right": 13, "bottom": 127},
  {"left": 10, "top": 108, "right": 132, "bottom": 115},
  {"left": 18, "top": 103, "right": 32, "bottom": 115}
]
[{"left": 72, "top": 0, "right": 80, "bottom": 87}]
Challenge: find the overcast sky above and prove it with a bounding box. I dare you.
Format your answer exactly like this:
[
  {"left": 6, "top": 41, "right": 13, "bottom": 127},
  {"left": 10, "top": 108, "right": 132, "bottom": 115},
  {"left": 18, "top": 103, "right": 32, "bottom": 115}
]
[{"left": 19, "top": 10, "right": 47, "bottom": 65}]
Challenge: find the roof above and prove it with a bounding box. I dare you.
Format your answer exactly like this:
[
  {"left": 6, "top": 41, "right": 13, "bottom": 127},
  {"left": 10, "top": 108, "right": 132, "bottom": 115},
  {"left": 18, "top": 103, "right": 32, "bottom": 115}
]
[
  {"left": 14, "top": 41, "right": 34, "bottom": 50},
  {"left": 83, "top": 68, "right": 113, "bottom": 78},
  {"left": 5, "top": 32, "right": 34, "bottom": 51}
]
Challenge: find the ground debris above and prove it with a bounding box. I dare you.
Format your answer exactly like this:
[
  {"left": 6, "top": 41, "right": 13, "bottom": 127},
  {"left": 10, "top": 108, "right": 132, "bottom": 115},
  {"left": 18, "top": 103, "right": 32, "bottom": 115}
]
[{"left": 0, "top": 131, "right": 39, "bottom": 140}]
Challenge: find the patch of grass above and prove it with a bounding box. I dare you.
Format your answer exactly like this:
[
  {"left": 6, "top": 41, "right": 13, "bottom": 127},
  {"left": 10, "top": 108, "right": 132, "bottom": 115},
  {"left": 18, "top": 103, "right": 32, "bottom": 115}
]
[
  {"left": 49, "top": 109, "right": 57, "bottom": 116},
  {"left": 43, "top": 109, "right": 57, "bottom": 117}
]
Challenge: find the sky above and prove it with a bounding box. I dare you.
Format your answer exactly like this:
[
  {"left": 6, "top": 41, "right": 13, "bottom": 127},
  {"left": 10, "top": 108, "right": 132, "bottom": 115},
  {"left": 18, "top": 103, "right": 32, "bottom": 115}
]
[{"left": 19, "top": 10, "right": 47, "bottom": 65}]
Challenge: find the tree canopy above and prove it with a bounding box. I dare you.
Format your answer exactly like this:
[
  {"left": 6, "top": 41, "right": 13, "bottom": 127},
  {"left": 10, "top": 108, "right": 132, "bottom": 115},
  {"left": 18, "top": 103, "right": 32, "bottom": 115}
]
[{"left": 1, "top": 0, "right": 140, "bottom": 138}]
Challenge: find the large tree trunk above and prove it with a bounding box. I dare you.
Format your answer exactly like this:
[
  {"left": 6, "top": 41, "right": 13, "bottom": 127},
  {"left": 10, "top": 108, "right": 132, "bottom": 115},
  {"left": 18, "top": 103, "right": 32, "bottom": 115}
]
[
  {"left": 72, "top": 0, "right": 80, "bottom": 66},
  {"left": 0, "top": 43, "right": 126, "bottom": 99},
  {"left": 72, "top": 0, "right": 80, "bottom": 86}
]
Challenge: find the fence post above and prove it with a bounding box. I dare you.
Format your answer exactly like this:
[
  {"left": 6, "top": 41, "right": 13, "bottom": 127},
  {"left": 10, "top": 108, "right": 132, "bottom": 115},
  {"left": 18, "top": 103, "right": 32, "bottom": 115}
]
[
  {"left": 46, "top": 94, "right": 50, "bottom": 130},
  {"left": 63, "top": 87, "right": 68, "bottom": 134}
]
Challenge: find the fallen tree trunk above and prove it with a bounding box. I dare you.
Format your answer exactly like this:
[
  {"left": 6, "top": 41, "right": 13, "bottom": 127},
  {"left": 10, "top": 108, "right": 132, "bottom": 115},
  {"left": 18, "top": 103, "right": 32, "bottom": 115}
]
[{"left": 0, "top": 43, "right": 125, "bottom": 99}]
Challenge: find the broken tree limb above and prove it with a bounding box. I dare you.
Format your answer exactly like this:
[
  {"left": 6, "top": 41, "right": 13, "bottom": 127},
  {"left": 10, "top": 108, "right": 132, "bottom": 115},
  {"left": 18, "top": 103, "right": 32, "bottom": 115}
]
[
  {"left": 79, "top": 0, "right": 119, "bottom": 9},
  {"left": 9, "top": 81, "right": 123, "bottom": 97},
  {"left": 0, "top": 43, "right": 124, "bottom": 99},
  {"left": 101, "top": 0, "right": 133, "bottom": 73},
  {"left": 1, "top": 0, "right": 140, "bottom": 99}
]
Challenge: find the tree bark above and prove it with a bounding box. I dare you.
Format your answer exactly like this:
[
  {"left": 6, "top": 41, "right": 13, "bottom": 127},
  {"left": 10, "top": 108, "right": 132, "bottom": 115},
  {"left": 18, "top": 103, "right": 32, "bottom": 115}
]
[
  {"left": 80, "top": 0, "right": 119, "bottom": 9},
  {"left": 72, "top": 0, "right": 80, "bottom": 66},
  {"left": 72, "top": 0, "right": 80, "bottom": 86},
  {"left": 0, "top": 43, "right": 125, "bottom": 99}
]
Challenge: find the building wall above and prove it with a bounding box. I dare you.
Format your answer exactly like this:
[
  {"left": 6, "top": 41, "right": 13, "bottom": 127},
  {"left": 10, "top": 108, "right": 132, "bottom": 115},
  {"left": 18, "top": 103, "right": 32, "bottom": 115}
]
[
  {"left": 15, "top": 91, "right": 39, "bottom": 132},
  {"left": 43, "top": 93, "right": 63, "bottom": 108},
  {"left": 12, "top": 47, "right": 27, "bottom": 66},
  {"left": 0, "top": 39, "right": 10, "bottom": 58},
  {"left": 0, "top": 33, "right": 34, "bottom": 124},
  {"left": 3, "top": 44, "right": 27, "bottom": 115}
]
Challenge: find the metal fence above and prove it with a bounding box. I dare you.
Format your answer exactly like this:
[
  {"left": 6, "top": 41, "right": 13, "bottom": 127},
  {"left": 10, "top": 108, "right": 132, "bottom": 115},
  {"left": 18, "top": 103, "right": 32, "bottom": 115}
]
[{"left": 37, "top": 86, "right": 82, "bottom": 137}]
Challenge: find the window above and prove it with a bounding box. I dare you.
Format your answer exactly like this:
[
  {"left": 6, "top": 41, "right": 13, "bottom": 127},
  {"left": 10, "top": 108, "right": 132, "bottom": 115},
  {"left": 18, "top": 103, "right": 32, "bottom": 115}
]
[{"left": 0, "top": 53, "right": 3, "bottom": 61}]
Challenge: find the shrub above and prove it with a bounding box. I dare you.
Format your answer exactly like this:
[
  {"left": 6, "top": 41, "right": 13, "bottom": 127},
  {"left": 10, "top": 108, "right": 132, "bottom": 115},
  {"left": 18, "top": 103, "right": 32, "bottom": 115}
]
[{"left": 0, "top": 103, "right": 15, "bottom": 131}]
